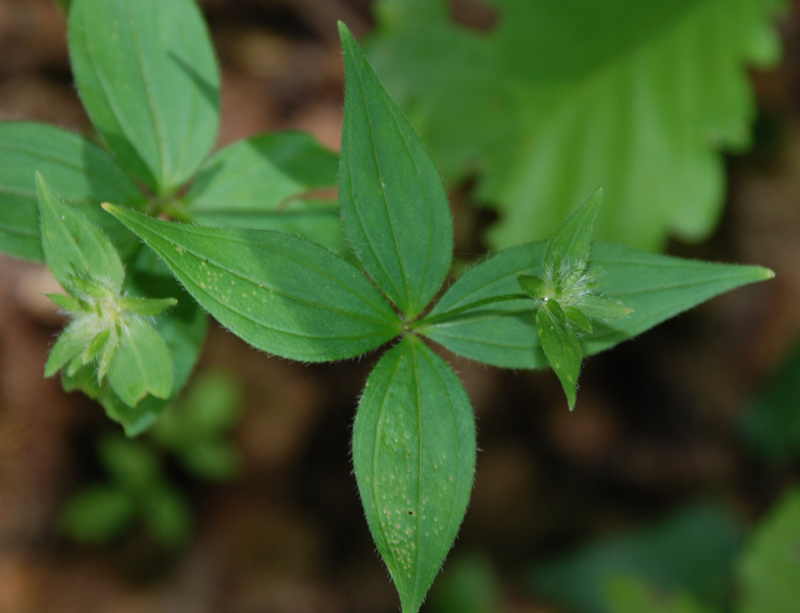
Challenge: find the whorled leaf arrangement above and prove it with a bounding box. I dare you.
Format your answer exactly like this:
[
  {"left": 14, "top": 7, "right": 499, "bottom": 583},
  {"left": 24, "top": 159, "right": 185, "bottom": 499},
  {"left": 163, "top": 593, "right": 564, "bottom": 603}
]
[{"left": 99, "top": 24, "right": 773, "bottom": 611}]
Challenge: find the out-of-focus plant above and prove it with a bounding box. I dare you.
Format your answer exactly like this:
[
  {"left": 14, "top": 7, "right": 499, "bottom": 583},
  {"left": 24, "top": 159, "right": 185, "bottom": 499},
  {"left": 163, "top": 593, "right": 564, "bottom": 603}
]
[
  {"left": 367, "top": 0, "right": 786, "bottom": 251},
  {"left": 60, "top": 434, "right": 192, "bottom": 549},
  {"left": 152, "top": 371, "right": 244, "bottom": 481},
  {"left": 60, "top": 371, "right": 244, "bottom": 548}
]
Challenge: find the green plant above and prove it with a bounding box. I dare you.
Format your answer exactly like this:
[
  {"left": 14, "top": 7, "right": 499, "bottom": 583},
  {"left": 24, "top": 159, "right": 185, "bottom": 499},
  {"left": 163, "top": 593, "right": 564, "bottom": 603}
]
[
  {"left": 60, "top": 434, "right": 193, "bottom": 549},
  {"left": 0, "top": 2, "right": 776, "bottom": 611},
  {"left": 366, "top": 0, "right": 786, "bottom": 251}
]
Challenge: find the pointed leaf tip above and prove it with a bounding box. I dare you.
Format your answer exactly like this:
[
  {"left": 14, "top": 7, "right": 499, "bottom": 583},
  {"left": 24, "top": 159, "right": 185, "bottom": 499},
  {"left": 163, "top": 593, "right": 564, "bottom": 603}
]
[
  {"left": 353, "top": 336, "right": 476, "bottom": 613},
  {"left": 37, "top": 175, "right": 124, "bottom": 291},
  {"left": 544, "top": 188, "right": 604, "bottom": 271},
  {"left": 338, "top": 17, "right": 454, "bottom": 318}
]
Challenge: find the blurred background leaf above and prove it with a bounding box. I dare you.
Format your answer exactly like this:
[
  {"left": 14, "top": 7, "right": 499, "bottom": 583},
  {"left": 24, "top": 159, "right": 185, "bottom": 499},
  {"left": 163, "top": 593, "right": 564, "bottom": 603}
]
[
  {"left": 367, "top": 0, "right": 786, "bottom": 251},
  {"left": 736, "top": 488, "right": 800, "bottom": 613}
]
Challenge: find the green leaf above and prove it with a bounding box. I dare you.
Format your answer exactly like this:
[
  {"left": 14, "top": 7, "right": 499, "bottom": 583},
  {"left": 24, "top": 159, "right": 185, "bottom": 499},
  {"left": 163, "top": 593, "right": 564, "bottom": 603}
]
[
  {"left": 420, "top": 242, "right": 772, "bottom": 369},
  {"left": 187, "top": 131, "right": 338, "bottom": 215},
  {"left": 100, "top": 390, "right": 168, "bottom": 438},
  {"left": 105, "top": 205, "right": 402, "bottom": 361},
  {"left": 99, "top": 435, "right": 161, "bottom": 492},
  {"left": 737, "top": 488, "right": 800, "bottom": 613},
  {"left": 0, "top": 122, "right": 144, "bottom": 261},
  {"left": 36, "top": 172, "right": 124, "bottom": 291},
  {"left": 536, "top": 300, "right": 581, "bottom": 410},
  {"left": 185, "top": 132, "right": 342, "bottom": 248},
  {"left": 153, "top": 371, "right": 244, "bottom": 480},
  {"left": 367, "top": 0, "right": 785, "bottom": 251},
  {"left": 126, "top": 246, "right": 208, "bottom": 402},
  {"left": 353, "top": 335, "right": 476, "bottom": 613},
  {"left": 518, "top": 274, "right": 546, "bottom": 300},
  {"left": 160, "top": 371, "right": 244, "bottom": 436},
  {"left": 143, "top": 486, "right": 192, "bottom": 549},
  {"left": 68, "top": 0, "right": 220, "bottom": 193},
  {"left": 59, "top": 486, "right": 136, "bottom": 544},
  {"left": 180, "top": 441, "right": 242, "bottom": 481},
  {"left": 45, "top": 319, "right": 93, "bottom": 377},
  {"left": 563, "top": 306, "right": 593, "bottom": 333},
  {"left": 579, "top": 294, "right": 632, "bottom": 321},
  {"left": 544, "top": 188, "right": 603, "bottom": 271},
  {"left": 181, "top": 133, "right": 340, "bottom": 251},
  {"left": 580, "top": 245, "right": 773, "bottom": 356},
  {"left": 108, "top": 317, "right": 173, "bottom": 407},
  {"left": 46, "top": 293, "right": 83, "bottom": 313},
  {"left": 338, "top": 23, "right": 453, "bottom": 318},
  {"left": 119, "top": 296, "right": 177, "bottom": 317}
]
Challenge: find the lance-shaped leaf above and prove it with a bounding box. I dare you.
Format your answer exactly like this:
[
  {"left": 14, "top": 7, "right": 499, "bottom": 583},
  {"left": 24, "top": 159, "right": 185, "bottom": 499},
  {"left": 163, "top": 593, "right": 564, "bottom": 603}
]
[
  {"left": 105, "top": 205, "right": 402, "bottom": 362},
  {"left": 127, "top": 246, "right": 208, "bottom": 400},
  {"left": 107, "top": 317, "right": 173, "bottom": 407},
  {"left": 419, "top": 242, "right": 772, "bottom": 368},
  {"left": 544, "top": 188, "right": 603, "bottom": 272},
  {"left": 45, "top": 318, "right": 96, "bottom": 378},
  {"left": 37, "top": 172, "right": 124, "bottom": 291},
  {"left": 537, "top": 300, "right": 581, "bottom": 410},
  {"left": 0, "top": 122, "right": 144, "bottom": 261},
  {"left": 68, "top": 0, "right": 220, "bottom": 194},
  {"left": 338, "top": 23, "right": 453, "bottom": 319},
  {"left": 353, "top": 335, "right": 476, "bottom": 613}
]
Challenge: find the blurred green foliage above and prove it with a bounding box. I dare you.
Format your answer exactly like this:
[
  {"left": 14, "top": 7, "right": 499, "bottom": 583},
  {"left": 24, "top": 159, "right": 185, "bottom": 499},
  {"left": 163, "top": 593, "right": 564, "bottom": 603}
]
[
  {"left": 60, "top": 371, "right": 244, "bottom": 548},
  {"left": 60, "top": 435, "right": 192, "bottom": 549},
  {"left": 152, "top": 371, "right": 244, "bottom": 481},
  {"left": 528, "top": 503, "right": 743, "bottom": 613},
  {"left": 736, "top": 489, "right": 800, "bottom": 613},
  {"left": 367, "top": 0, "right": 785, "bottom": 251},
  {"left": 527, "top": 490, "right": 800, "bottom": 613},
  {"left": 741, "top": 338, "right": 800, "bottom": 465},
  {"left": 423, "top": 553, "right": 502, "bottom": 613}
]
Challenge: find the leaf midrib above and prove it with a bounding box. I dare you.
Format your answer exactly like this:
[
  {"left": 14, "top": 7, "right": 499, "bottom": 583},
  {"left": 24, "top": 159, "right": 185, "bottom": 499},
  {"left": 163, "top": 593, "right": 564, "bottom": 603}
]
[{"left": 147, "top": 222, "right": 398, "bottom": 322}]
